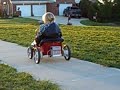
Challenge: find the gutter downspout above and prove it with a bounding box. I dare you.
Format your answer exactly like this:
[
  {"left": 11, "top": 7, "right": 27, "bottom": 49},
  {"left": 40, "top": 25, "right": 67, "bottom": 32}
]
[{"left": 9, "top": 0, "right": 13, "bottom": 16}]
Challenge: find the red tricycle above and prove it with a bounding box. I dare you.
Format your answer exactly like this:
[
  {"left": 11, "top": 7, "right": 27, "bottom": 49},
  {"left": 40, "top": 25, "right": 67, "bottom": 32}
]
[{"left": 27, "top": 40, "right": 71, "bottom": 64}]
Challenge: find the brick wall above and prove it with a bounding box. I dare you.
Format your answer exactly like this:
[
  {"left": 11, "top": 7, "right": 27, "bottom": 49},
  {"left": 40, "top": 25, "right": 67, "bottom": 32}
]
[
  {"left": 47, "top": 0, "right": 75, "bottom": 15},
  {"left": 0, "top": 0, "right": 12, "bottom": 16},
  {"left": 0, "top": 4, "right": 2, "bottom": 16}
]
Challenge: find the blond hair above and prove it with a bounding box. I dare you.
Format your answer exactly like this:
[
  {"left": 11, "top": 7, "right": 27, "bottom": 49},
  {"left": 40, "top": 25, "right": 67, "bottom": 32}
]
[{"left": 42, "top": 12, "right": 55, "bottom": 24}]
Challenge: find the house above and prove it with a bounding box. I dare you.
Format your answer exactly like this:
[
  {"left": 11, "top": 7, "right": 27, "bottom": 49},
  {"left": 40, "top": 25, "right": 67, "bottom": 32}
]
[
  {"left": 11, "top": 0, "right": 76, "bottom": 17},
  {"left": 0, "top": 0, "right": 97, "bottom": 17},
  {"left": 0, "top": 0, "right": 12, "bottom": 16},
  {"left": 47, "top": 0, "right": 76, "bottom": 16}
]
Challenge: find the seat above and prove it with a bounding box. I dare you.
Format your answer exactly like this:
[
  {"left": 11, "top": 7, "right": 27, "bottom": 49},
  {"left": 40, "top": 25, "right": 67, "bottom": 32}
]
[{"left": 40, "top": 37, "right": 64, "bottom": 46}]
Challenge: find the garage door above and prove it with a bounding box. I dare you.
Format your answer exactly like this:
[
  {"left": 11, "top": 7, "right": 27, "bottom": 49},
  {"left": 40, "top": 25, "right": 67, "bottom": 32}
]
[
  {"left": 59, "top": 4, "right": 72, "bottom": 15},
  {"left": 16, "top": 5, "right": 31, "bottom": 17},
  {"left": 33, "top": 5, "right": 46, "bottom": 16}
]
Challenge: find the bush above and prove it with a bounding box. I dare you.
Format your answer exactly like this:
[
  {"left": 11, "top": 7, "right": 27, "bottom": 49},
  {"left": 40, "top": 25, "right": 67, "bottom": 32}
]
[
  {"left": 13, "top": 11, "right": 21, "bottom": 17},
  {"left": 87, "top": 2, "right": 98, "bottom": 21},
  {"left": 79, "top": 0, "right": 120, "bottom": 22},
  {"left": 79, "top": 0, "right": 98, "bottom": 21},
  {"left": 112, "top": 0, "right": 120, "bottom": 21},
  {"left": 79, "top": 0, "right": 91, "bottom": 17},
  {"left": 97, "top": 1, "right": 113, "bottom": 22}
]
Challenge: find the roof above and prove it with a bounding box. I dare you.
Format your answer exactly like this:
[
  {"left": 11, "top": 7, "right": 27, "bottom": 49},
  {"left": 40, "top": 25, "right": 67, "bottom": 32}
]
[
  {"left": 11, "top": 0, "right": 56, "bottom": 4},
  {"left": 11, "top": 0, "right": 51, "bottom": 1}
]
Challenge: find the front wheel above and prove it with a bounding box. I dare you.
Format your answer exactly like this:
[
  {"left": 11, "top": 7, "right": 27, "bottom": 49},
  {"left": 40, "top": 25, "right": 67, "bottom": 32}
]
[
  {"left": 63, "top": 45, "right": 71, "bottom": 61},
  {"left": 27, "top": 46, "right": 33, "bottom": 59},
  {"left": 34, "top": 48, "right": 41, "bottom": 64}
]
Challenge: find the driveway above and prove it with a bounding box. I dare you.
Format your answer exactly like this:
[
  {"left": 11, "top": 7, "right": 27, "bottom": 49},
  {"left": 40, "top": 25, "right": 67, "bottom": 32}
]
[
  {"left": 26, "top": 16, "right": 87, "bottom": 26},
  {"left": 0, "top": 40, "right": 120, "bottom": 90}
]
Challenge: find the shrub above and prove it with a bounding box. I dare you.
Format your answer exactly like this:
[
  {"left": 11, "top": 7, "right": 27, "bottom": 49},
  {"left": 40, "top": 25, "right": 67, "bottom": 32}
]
[
  {"left": 79, "top": 0, "right": 120, "bottom": 22},
  {"left": 79, "top": 0, "right": 91, "bottom": 17},
  {"left": 79, "top": 0, "right": 98, "bottom": 21},
  {"left": 87, "top": 2, "right": 98, "bottom": 21},
  {"left": 13, "top": 11, "right": 21, "bottom": 17},
  {"left": 112, "top": 0, "right": 120, "bottom": 21}
]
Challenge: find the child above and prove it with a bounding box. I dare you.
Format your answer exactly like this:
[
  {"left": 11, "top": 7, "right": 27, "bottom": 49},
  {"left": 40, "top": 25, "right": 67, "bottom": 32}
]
[
  {"left": 32, "top": 12, "right": 63, "bottom": 46},
  {"left": 67, "top": 13, "right": 72, "bottom": 25}
]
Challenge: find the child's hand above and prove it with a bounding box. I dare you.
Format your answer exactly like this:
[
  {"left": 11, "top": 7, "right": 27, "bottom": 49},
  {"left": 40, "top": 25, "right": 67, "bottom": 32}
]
[
  {"left": 35, "top": 35, "right": 37, "bottom": 38},
  {"left": 35, "top": 28, "right": 39, "bottom": 35},
  {"left": 35, "top": 28, "right": 38, "bottom": 33}
]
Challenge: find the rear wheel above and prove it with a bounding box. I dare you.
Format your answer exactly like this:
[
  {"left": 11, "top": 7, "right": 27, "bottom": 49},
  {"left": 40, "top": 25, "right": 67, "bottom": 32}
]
[
  {"left": 27, "top": 46, "right": 33, "bottom": 59},
  {"left": 66, "top": 14, "right": 69, "bottom": 17},
  {"left": 63, "top": 13, "right": 65, "bottom": 17},
  {"left": 63, "top": 13, "right": 67, "bottom": 17},
  {"left": 34, "top": 48, "right": 41, "bottom": 64},
  {"left": 63, "top": 45, "right": 71, "bottom": 61}
]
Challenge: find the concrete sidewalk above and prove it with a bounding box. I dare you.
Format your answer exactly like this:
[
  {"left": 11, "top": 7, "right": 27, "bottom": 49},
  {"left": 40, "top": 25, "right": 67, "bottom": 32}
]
[
  {"left": 0, "top": 40, "right": 120, "bottom": 90},
  {"left": 26, "top": 16, "right": 87, "bottom": 26}
]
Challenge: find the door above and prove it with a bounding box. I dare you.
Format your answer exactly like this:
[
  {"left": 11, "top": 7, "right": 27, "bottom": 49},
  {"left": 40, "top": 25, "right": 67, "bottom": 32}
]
[
  {"left": 59, "top": 4, "right": 72, "bottom": 15},
  {"left": 16, "top": 5, "right": 31, "bottom": 17},
  {"left": 33, "top": 5, "right": 46, "bottom": 16}
]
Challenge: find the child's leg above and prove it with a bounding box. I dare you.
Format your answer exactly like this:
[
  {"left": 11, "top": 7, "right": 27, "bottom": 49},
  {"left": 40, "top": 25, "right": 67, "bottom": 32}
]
[{"left": 31, "top": 40, "right": 36, "bottom": 46}]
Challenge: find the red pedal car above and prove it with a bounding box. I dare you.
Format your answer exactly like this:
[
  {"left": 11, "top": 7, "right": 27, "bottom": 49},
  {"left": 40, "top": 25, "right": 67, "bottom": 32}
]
[{"left": 27, "top": 40, "right": 71, "bottom": 64}]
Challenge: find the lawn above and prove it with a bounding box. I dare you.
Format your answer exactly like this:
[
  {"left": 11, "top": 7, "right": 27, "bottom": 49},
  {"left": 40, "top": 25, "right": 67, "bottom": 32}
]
[
  {"left": 80, "top": 19, "right": 120, "bottom": 26},
  {"left": 0, "top": 18, "right": 60, "bottom": 90},
  {"left": 0, "top": 64, "right": 60, "bottom": 90},
  {"left": 0, "top": 18, "right": 120, "bottom": 68},
  {"left": 0, "top": 18, "right": 38, "bottom": 46}
]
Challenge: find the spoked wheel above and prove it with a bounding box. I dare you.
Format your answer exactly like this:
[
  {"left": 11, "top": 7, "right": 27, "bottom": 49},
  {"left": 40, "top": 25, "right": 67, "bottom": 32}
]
[
  {"left": 63, "top": 13, "right": 66, "bottom": 17},
  {"left": 34, "top": 48, "right": 41, "bottom": 64},
  {"left": 63, "top": 45, "right": 71, "bottom": 61},
  {"left": 27, "top": 46, "right": 33, "bottom": 59}
]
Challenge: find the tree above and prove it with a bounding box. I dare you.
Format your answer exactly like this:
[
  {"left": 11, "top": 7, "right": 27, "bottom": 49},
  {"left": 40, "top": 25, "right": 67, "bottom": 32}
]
[
  {"left": 79, "top": 0, "right": 91, "bottom": 17},
  {"left": 97, "top": 0, "right": 114, "bottom": 22},
  {"left": 79, "top": 0, "right": 98, "bottom": 20},
  {"left": 79, "top": 0, "right": 120, "bottom": 22},
  {"left": 87, "top": 2, "right": 98, "bottom": 20},
  {"left": 112, "top": 0, "right": 120, "bottom": 20}
]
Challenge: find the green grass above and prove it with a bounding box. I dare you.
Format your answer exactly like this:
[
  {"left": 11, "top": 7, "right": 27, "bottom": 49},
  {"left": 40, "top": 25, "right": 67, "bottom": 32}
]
[
  {"left": 61, "top": 25, "right": 120, "bottom": 68},
  {"left": 0, "top": 64, "right": 60, "bottom": 90},
  {"left": 0, "top": 18, "right": 120, "bottom": 68},
  {"left": 0, "top": 18, "right": 60, "bottom": 90},
  {"left": 80, "top": 20, "right": 120, "bottom": 26},
  {"left": 0, "top": 17, "right": 38, "bottom": 25},
  {"left": 0, "top": 18, "right": 38, "bottom": 46}
]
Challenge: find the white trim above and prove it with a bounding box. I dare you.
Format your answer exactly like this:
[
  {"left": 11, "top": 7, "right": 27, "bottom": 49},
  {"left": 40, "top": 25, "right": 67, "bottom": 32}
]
[
  {"left": 12, "top": 4, "right": 13, "bottom": 15},
  {"left": 8, "top": 3, "right": 9, "bottom": 15},
  {"left": 51, "top": 0, "right": 56, "bottom": 2},
  {"left": 12, "top": 1, "right": 53, "bottom": 4}
]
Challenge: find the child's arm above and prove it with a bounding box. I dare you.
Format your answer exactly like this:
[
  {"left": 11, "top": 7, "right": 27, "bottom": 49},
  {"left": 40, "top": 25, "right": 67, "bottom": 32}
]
[{"left": 35, "top": 28, "right": 39, "bottom": 35}]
